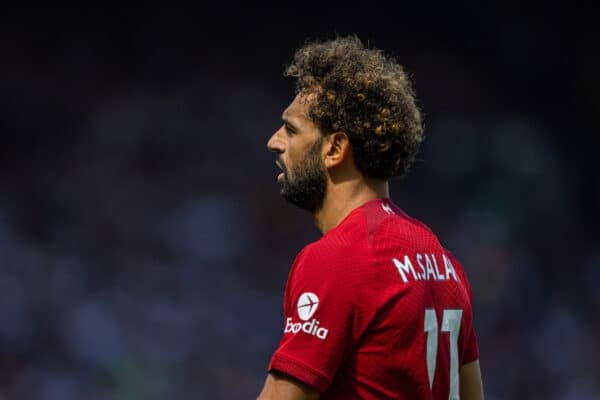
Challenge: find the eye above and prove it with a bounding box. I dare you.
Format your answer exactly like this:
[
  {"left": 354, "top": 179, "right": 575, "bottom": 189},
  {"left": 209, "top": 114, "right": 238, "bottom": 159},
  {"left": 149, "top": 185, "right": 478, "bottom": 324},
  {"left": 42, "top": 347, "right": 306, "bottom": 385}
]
[{"left": 284, "top": 123, "right": 296, "bottom": 135}]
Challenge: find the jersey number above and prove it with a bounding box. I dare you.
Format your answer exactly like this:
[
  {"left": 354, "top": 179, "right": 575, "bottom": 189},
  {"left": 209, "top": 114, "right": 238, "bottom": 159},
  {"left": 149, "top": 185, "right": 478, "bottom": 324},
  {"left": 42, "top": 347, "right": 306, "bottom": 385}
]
[{"left": 424, "top": 309, "right": 463, "bottom": 400}]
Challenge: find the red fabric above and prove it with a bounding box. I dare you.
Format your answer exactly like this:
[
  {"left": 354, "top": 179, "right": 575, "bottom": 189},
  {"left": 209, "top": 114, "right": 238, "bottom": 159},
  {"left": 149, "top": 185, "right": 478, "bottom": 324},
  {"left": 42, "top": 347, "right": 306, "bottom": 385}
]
[{"left": 268, "top": 198, "right": 480, "bottom": 399}]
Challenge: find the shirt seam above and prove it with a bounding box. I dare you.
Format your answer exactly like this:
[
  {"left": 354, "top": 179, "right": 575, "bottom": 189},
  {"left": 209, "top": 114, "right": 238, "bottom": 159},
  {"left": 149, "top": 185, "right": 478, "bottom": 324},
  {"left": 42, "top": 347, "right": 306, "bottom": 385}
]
[{"left": 270, "top": 352, "right": 331, "bottom": 383}]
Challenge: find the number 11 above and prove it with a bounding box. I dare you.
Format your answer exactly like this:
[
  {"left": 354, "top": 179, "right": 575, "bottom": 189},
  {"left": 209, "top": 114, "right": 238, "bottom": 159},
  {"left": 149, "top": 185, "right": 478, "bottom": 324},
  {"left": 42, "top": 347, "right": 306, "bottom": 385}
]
[{"left": 424, "top": 308, "right": 463, "bottom": 400}]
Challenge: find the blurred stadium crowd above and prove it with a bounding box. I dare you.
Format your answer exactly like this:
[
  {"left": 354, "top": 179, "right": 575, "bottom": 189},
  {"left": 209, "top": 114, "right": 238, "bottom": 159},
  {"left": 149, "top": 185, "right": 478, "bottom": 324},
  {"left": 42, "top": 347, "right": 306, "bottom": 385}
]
[{"left": 1, "top": 6, "right": 597, "bottom": 400}]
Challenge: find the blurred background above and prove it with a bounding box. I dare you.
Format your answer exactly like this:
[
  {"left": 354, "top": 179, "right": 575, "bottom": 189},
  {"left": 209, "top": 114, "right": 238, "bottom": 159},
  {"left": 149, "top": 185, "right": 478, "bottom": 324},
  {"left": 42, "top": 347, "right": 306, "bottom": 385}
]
[{"left": 0, "top": 5, "right": 596, "bottom": 400}]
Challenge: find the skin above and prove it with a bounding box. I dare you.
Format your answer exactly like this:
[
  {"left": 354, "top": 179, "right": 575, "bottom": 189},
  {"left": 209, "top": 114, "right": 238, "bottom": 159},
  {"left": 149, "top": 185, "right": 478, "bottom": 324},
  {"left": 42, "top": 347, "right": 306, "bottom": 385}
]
[
  {"left": 460, "top": 360, "right": 485, "bottom": 400},
  {"left": 259, "top": 93, "right": 484, "bottom": 400},
  {"left": 267, "top": 93, "right": 388, "bottom": 235}
]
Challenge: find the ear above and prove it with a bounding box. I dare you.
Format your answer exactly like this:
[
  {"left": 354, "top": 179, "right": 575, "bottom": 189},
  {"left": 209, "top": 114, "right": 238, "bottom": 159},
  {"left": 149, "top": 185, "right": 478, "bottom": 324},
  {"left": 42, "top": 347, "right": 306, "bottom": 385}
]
[{"left": 323, "top": 132, "right": 351, "bottom": 168}]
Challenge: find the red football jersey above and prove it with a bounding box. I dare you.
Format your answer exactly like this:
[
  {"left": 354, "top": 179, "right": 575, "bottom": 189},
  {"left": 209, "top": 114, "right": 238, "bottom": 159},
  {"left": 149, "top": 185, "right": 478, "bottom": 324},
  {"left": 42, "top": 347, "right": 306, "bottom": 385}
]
[{"left": 268, "top": 198, "right": 479, "bottom": 399}]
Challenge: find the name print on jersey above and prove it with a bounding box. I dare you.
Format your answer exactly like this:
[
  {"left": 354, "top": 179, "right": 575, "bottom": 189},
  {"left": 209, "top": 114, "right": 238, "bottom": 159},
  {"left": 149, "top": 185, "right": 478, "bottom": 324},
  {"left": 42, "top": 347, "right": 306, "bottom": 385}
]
[
  {"left": 284, "top": 292, "right": 329, "bottom": 340},
  {"left": 392, "top": 253, "right": 459, "bottom": 284}
]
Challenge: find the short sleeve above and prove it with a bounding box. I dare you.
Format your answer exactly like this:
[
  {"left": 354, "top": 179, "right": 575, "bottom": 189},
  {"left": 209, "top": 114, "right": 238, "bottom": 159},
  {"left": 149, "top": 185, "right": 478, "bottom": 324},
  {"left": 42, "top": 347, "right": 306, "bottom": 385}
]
[
  {"left": 268, "top": 242, "right": 372, "bottom": 392},
  {"left": 446, "top": 252, "right": 480, "bottom": 365}
]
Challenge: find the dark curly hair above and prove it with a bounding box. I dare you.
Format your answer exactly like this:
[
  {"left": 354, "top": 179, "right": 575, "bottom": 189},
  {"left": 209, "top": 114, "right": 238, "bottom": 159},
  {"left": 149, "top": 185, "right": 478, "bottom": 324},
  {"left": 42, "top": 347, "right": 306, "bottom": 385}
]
[{"left": 284, "top": 35, "right": 424, "bottom": 180}]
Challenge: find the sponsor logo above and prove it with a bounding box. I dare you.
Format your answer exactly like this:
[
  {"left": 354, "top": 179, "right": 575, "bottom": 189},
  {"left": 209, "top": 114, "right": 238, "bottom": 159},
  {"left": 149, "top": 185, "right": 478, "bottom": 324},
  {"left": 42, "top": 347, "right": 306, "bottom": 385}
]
[
  {"left": 284, "top": 317, "right": 328, "bottom": 340},
  {"left": 283, "top": 292, "right": 329, "bottom": 340},
  {"left": 297, "top": 292, "right": 319, "bottom": 321}
]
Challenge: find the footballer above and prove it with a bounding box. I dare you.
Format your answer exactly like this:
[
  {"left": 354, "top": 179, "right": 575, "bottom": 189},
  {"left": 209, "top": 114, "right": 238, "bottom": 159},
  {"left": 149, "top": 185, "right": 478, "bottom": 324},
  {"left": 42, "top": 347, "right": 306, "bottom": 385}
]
[{"left": 257, "top": 35, "right": 484, "bottom": 400}]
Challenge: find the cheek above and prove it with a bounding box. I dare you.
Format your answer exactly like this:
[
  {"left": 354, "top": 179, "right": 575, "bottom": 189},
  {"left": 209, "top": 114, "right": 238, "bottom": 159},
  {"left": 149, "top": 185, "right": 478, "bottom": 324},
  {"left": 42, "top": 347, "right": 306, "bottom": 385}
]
[{"left": 285, "top": 147, "right": 300, "bottom": 169}]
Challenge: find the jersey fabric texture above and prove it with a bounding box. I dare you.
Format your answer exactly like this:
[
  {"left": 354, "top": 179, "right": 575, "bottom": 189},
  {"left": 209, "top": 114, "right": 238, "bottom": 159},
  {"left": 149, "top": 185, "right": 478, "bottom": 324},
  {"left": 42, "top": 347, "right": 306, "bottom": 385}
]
[{"left": 268, "top": 198, "right": 479, "bottom": 399}]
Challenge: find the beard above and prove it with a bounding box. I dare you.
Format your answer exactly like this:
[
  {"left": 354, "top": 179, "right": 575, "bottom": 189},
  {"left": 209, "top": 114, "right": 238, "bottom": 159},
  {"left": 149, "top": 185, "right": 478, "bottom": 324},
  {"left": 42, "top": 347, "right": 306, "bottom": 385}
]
[{"left": 278, "top": 140, "right": 327, "bottom": 213}]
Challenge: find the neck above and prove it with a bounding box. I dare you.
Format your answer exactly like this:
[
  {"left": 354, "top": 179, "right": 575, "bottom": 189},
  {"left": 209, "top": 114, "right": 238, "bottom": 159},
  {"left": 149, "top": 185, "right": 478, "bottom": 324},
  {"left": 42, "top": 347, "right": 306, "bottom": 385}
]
[{"left": 313, "top": 177, "right": 389, "bottom": 234}]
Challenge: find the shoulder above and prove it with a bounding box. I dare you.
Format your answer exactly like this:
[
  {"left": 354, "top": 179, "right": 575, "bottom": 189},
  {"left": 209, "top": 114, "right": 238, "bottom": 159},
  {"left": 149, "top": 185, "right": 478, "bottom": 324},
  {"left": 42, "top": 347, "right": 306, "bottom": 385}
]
[
  {"left": 441, "top": 248, "right": 474, "bottom": 294},
  {"left": 366, "top": 199, "right": 441, "bottom": 250},
  {"left": 286, "top": 217, "right": 374, "bottom": 294},
  {"left": 295, "top": 234, "right": 371, "bottom": 278}
]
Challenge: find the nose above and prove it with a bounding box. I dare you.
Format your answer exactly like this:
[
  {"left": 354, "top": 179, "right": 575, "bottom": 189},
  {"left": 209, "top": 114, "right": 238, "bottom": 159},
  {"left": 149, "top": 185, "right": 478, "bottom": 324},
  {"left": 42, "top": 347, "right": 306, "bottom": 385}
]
[{"left": 267, "top": 127, "right": 285, "bottom": 153}]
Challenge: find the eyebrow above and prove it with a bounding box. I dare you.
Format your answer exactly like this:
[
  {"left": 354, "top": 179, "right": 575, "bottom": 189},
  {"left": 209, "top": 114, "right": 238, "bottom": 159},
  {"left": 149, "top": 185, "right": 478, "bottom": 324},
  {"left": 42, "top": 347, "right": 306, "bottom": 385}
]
[{"left": 282, "top": 117, "right": 299, "bottom": 131}]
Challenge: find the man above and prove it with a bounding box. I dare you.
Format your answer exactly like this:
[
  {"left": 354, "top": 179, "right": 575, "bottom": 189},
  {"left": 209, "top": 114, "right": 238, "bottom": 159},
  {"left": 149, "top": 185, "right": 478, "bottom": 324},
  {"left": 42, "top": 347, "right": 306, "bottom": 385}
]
[{"left": 258, "top": 36, "right": 484, "bottom": 400}]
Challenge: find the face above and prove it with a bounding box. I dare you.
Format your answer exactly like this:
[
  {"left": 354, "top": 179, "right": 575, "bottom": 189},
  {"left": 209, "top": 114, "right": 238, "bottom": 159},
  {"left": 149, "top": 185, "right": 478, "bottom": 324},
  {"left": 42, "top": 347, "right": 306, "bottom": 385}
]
[{"left": 267, "top": 94, "right": 327, "bottom": 213}]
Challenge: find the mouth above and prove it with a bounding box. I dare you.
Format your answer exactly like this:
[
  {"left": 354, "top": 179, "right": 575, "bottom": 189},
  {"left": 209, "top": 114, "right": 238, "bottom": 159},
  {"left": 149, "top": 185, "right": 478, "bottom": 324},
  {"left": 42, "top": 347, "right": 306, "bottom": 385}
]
[{"left": 275, "top": 161, "right": 285, "bottom": 183}]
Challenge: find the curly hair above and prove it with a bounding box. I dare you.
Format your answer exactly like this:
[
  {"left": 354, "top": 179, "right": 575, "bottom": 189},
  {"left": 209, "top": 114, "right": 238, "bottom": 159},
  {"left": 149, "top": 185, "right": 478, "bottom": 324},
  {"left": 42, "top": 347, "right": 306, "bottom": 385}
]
[{"left": 284, "top": 35, "right": 424, "bottom": 180}]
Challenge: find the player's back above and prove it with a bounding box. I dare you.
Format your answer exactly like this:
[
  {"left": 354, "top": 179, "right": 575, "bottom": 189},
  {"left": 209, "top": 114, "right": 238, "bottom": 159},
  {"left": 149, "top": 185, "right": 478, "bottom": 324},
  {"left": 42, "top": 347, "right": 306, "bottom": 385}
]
[{"left": 321, "top": 198, "right": 479, "bottom": 399}]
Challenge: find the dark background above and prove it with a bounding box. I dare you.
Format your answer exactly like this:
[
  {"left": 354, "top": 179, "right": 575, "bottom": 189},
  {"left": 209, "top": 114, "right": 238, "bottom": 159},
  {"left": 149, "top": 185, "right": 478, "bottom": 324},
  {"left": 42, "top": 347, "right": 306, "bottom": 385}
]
[{"left": 1, "top": 5, "right": 597, "bottom": 400}]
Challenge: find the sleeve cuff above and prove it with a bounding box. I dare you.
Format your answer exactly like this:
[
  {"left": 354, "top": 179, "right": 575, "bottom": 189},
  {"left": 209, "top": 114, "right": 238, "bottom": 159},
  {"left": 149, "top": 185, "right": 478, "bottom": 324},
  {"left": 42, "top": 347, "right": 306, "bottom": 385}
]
[
  {"left": 268, "top": 353, "right": 331, "bottom": 392},
  {"left": 461, "top": 346, "right": 480, "bottom": 366}
]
